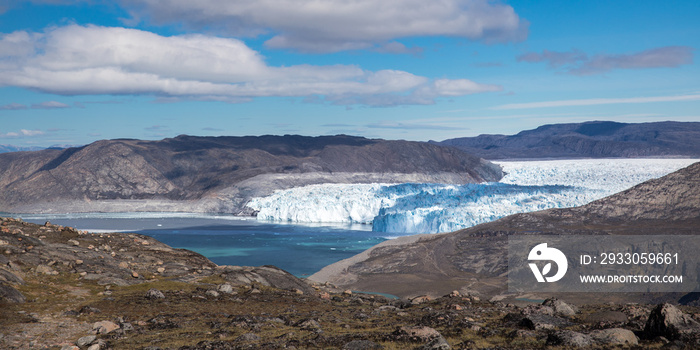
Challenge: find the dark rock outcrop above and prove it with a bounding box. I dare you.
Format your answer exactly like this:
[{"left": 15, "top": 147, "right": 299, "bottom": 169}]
[
  {"left": 0, "top": 134, "right": 502, "bottom": 214},
  {"left": 434, "top": 121, "right": 700, "bottom": 159},
  {"left": 218, "top": 265, "right": 317, "bottom": 295},
  {"left": 644, "top": 303, "right": 700, "bottom": 340},
  {"left": 0, "top": 281, "right": 25, "bottom": 303}
]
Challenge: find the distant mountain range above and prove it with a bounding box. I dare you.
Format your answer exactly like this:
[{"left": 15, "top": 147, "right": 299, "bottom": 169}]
[
  {"left": 434, "top": 121, "right": 700, "bottom": 159},
  {"left": 311, "top": 161, "right": 700, "bottom": 302},
  {"left": 0, "top": 134, "right": 502, "bottom": 213},
  {"left": 0, "top": 145, "right": 45, "bottom": 153}
]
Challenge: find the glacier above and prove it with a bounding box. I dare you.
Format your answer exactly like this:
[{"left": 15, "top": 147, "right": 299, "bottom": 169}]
[{"left": 246, "top": 159, "right": 700, "bottom": 234}]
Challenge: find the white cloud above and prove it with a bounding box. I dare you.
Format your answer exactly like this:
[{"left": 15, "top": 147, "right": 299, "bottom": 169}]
[
  {"left": 570, "top": 46, "right": 694, "bottom": 75},
  {"left": 0, "top": 25, "right": 500, "bottom": 106},
  {"left": 493, "top": 93, "right": 700, "bottom": 110},
  {"left": 518, "top": 46, "right": 694, "bottom": 75},
  {"left": 424, "top": 79, "right": 502, "bottom": 97},
  {"left": 0, "top": 129, "right": 44, "bottom": 138},
  {"left": 0, "top": 103, "right": 27, "bottom": 110},
  {"left": 121, "top": 0, "right": 528, "bottom": 53},
  {"left": 373, "top": 42, "right": 423, "bottom": 56},
  {"left": 517, "top": 49, "right": 587, "bottom": 68},
  {"left": 366, "top": 121, "right": 465, "bottom": 130},
  {"left": 20, "top": 129, "right": 44, "bottom": 136},
  {"left": 31, "top": 101, "right": 71, "bottom": 109}
]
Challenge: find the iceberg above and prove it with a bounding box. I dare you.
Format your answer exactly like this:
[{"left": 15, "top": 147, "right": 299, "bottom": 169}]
[{"left": 246, "top": 159, "right": 699, "bottom": 234}]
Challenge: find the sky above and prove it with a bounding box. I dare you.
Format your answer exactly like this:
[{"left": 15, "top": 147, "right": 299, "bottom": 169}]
[{"left": 0, "top": 0, "right": 698, "bottom": 147}]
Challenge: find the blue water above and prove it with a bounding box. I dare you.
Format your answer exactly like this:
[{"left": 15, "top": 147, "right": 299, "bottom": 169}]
[{"left": 11, "top": 214, "right": 388, "bottom": 277}]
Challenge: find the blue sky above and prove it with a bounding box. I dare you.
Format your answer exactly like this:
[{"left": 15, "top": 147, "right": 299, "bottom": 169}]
[{"left": 0, "top": 0, "right": 698, "bottom": 147}]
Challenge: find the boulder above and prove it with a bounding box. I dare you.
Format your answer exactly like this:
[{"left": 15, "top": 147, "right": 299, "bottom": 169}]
[
  {"left": 92, "top": 320, "right": 119, "bottom": 334},
  {"left": 145, "top": 288, "right": 165, "bottom": 300},
  {"left": 542, "top": 298, "right": 578, "bottom": 316},
  {"left": 520, "top": 314, "right": 572, "bottom": 330},
  {"left": 216, "top": 283, "right": 234, "bottom": 294},
  {"left": 644, "top": 303, "right": 700, "bottom": 340},
  {"left": 420, "top": 335, "right": 451, "bottom": 349},
  {"left": 76, "top": 335, "right": 97, "bottom": 347},
  {"left": 546, "top": 330, "right": 594, "bottom": 347},
  {"left": 394, "top": 326, "right": 442, "bottom": 342},
  {"left": 36, "top": 264, "right": 58, "bottom": 275},
  {"left": 218, "top": 265, "right": 316, "bottom": 295},
  {"left": 0, "top": 281, "right": 25, "bottom": 303},
  {"left": 295, "top": 318, "right": 322, "bottom": 333},
  {"left": 590, "top": 328, "right": 638, "bottom": 345},
  {"left": 0, "top": 269, "right": 23, "bottom": 284}
]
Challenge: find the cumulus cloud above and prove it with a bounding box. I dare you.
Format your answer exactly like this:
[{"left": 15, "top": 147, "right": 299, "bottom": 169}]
[
  {"left": 517, "top": 49, "right": 587, "bottom": 68},
  {"left": 570, "top": 46, "right": 694, "bottom": 75},
  {"left": 518, "top": 46, "right": 694, "bottom": 75},
  {"left": 0, "top": 25, "right": 501, "bottom": 106},
  {"left": 0, "top": 129, "right": 44, "bottom": 138},
  {"left": 0, "top": 101, "right": 71, "bottom": 110},
  {"left": 0, "top": 103, "right": 27, "bottom": 110},
  {"left": 31, "top": 101, "right": 71, "bottom": 109},
  {"left": 366, "top": 121, "right": 463, "bottom": 130},
  {"left": 120, "top": 0, "right": 527, "bottom": 53},
  {"left": 373, "top": 41, "right": 423, "bottom": 56},
  {"left": 20, "top": 129, "right": 44, "bottom": 136}
]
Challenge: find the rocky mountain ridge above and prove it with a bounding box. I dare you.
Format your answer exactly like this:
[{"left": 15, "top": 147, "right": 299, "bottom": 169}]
[
  {"left": 0, "top": 134, "right": 503, "bottom": 214},
  {"left": 434, "top": 121, "right": 700, "bottom": 159}
]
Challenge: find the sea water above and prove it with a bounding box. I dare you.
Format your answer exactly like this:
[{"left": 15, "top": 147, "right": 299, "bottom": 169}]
[{"left": 11, "top": 213, "right": 385, "bottom": 277}]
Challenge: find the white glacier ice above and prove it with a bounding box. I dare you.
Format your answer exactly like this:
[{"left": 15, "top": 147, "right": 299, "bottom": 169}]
[
  {"left": 246, "top": 159, "right": 699, "bottom": 234},
  {"left": 249, "top": 183, "right": 396, "bottom": 224}
]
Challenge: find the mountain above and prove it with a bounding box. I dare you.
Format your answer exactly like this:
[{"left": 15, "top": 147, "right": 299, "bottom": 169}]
[
  {"left": 0, "top": 134, "right": 503, "bottom": 213},
  {"left": 434, "top": 121, "right": 700, "bottom": 159},
  {"left": 310, "top": 161, "right": 700, "bottom": 300},
  {"left": 0, "top": 145, "right": 44, "bottom": 153}
]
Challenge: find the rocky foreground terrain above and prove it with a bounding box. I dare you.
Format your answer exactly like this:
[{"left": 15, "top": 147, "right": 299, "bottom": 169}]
[
  {"left": 434, "top": 121, "right": 700, "bottom": 159},
  {"left": 0, "top": 134, "right": 502, "bottom": 214},
  {"left": 3, "top": 218, "right": 700, "bottom": 349}
]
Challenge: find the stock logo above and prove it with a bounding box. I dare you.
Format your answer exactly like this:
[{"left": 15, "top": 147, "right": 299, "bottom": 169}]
[{"left": 528, "top": 243, "right": 568, "bottom": 283}]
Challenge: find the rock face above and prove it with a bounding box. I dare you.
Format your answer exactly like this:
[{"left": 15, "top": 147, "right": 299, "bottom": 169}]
[
  {"left": 0, "top": 281, "right": 25, "bottom": 303},
  {"left": 435, "top": 121, "right": 700, "bottom": 159},
  {"left": 644, "top": 303, "right": 700, "bottom": 340},
  {"left": 0, "top": 134, "right": 502, "bottom": 214},
  {"left": 310, "top": 162, "right": 700, "bottom": 299},
  {"left": 217, "top": 265, "right": 317, "bottom": 295}
]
